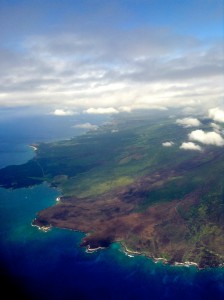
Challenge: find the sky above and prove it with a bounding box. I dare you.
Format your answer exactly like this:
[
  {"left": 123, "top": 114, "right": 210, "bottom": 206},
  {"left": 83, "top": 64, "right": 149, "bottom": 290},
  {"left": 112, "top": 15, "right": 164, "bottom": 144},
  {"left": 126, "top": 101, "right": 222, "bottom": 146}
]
[{"left": 0, "top": 0, "right": 223, "bottom": 118}]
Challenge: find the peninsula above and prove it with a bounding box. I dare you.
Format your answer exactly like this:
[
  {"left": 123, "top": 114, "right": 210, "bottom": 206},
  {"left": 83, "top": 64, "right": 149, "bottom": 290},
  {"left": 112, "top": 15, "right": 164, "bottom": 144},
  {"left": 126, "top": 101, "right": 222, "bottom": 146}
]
[{"left": 0, "top": 111, "right": 223, "bottom": 269}]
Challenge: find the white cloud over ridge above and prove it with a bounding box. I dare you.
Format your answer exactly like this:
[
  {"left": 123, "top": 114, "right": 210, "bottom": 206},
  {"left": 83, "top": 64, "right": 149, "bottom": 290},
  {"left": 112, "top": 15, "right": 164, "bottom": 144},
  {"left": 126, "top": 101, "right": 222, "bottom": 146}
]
[
  {"left": 208, "top": 107, "right": 224, "bottom": 123},
  {"left": 188, "top": 129, "right": 224, "bottom": 146},
  {"left": 176, "top": 118, "right": 201, "bottom": 127},
  {"left": 180, "top": 142, "right": 202, "bottom": 151}
]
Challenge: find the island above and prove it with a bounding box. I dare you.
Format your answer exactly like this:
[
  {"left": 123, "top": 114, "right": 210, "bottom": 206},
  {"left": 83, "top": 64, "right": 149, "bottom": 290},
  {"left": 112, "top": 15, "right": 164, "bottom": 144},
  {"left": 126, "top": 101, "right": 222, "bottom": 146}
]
[{"left": 0, "top": 111, "right": 224, "bottom": 269}]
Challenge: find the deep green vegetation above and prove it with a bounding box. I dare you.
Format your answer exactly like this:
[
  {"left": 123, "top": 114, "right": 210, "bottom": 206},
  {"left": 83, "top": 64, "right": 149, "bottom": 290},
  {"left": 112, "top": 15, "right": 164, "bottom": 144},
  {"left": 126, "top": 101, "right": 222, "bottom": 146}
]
[{"left": 0, "top": 111, "right": 223, "bottom": 268}]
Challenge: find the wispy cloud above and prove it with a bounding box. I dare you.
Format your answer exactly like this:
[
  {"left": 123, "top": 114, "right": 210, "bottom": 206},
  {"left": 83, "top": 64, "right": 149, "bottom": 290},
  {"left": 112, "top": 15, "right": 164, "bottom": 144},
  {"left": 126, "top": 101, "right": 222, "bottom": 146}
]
[{"left": 210, "top": 122, "right": 221, "bottom": 132}]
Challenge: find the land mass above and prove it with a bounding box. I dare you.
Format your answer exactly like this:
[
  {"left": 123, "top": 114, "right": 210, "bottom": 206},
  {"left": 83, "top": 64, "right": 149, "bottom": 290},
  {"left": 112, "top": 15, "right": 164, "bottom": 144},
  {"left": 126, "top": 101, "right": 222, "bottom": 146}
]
[{"left": 0, "top": 111, "right": 224, "bottom": 268}]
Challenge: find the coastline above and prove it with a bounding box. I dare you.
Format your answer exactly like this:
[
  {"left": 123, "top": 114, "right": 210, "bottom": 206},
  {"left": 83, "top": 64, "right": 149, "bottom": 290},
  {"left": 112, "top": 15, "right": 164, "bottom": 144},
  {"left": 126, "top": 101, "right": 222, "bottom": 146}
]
[
  {"left": 31, "top": 220, "right": 51, "bottom": 232},
  {"left": 119, "top": 242, "right": 201, "bottom": 269},
  {"left": 31, "top": 219, "right": 224, "bottom": 270},
  {"left": 30, "top": 192, "right": 223, "bottom": 271},
  {"left": 85, "top": 245, "right": 107, "bottom": 253},
  {"left": 7, "top": 123, "right": 221, "bottom": 272}
]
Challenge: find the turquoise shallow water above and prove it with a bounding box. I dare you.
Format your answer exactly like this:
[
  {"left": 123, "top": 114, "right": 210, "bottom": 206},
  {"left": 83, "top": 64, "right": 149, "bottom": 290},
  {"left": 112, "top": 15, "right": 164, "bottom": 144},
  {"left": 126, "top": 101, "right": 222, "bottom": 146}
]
[{"left": 0, "top": 116, "right": 224, "bottom": 300}]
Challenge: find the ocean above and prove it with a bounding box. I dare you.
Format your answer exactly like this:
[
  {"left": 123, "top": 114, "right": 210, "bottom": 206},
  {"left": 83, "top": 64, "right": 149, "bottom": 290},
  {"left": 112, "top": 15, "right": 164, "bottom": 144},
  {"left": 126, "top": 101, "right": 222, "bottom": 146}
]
[{"left": 0, "top": 115, "right": 223, "bottom": 300}]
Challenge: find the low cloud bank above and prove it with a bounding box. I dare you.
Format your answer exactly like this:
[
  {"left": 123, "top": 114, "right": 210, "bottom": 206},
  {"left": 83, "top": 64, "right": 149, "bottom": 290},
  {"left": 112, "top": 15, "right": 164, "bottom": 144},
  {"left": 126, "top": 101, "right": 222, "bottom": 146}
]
[
  {"left": 188, "top": 129, "right": 224, "bottom": 146},
  {"left": 180, "top": 142, "right": 202, "bottom": 151}
]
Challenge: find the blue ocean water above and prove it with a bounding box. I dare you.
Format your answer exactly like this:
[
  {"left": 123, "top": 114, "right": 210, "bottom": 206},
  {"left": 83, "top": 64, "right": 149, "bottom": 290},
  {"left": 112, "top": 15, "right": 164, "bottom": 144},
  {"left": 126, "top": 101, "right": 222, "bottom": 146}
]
[{"left": 0, "top": 116, "right": 223, "bottom": 300}]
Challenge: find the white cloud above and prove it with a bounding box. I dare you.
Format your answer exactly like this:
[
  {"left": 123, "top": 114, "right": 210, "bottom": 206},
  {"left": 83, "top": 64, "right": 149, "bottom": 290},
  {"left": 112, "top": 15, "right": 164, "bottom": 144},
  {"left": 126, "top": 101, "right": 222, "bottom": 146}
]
[
  {"left": 73, "top": 122, "right": 98, "bottom": 130},
  {"left": 188, "top": 129, "right": 224, "bottom": 146},
  {"left": 208, "top": 107, "right": 224, "bottom": 123},
  {"left": 180, "top": 142, "right": 202, "bottom": 151},
  {"left": 84, "top": 107, "right": 119, "bottom": 114},
  {"left": 162, "top": 141, "right": 174, "bottom": 147},
  {"left": 176, "top": 117, "right": 201, "bottom": 127},
  {"left": 51, "top": 109, "right": 77, "bottom": 116}
]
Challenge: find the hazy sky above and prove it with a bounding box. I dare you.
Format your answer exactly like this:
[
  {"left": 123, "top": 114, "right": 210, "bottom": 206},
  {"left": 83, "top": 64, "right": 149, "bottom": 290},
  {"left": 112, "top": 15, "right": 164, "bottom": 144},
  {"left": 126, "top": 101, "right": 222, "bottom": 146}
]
[{"left": 0, "top": 0, "right": 223, "bottom": 117}]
